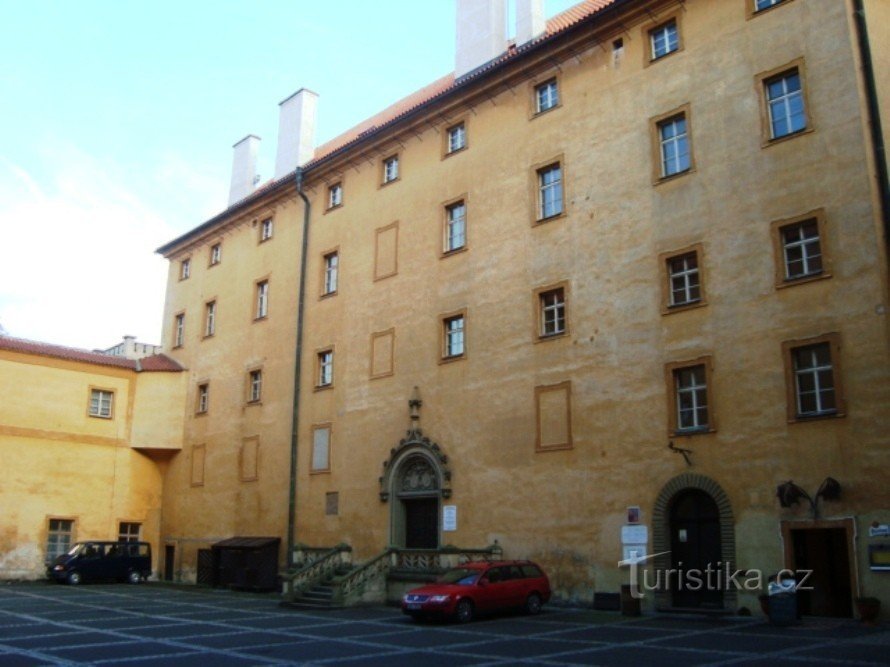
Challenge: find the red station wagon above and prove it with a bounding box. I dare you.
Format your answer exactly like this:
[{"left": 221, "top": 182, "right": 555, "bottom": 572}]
[{"left": 402, "top": 560, "right": 551, "bottom": 623}]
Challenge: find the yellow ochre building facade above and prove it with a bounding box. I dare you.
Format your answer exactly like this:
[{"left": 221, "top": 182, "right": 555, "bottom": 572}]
[{"left": 2, "top": 0, "right": 888, "bottom": 618}]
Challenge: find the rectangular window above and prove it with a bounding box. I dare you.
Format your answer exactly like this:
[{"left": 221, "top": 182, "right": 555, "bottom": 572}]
[
  {"left": 444, "top": 201, "right": 466, "bottom": 253},
  {"left": 323, "top": 251, "right": 339, "bottom": 295},
  {"left": 204, "top": 301, "right": 216, "bottom": 337},
  {"left": 674, "top": 365, "right": 709, "bottom": 432},
  {"left": 766, "top": 69, "right": 806, "bottom": 140},
  {"left": 197, "top": 383, "right": 209, "bottom": 414},
  {"left": 658, "top": 114, "right": 690, "bottom": 177},
  {"left": 535, "top": 78, "right": 559, "bottom": 114},
  {"left": 537, "top": 163, "right": 563, "bottom": 220},
  {"left": 783, "top": 335, "right": 844, "bottom": 421},
  {"left": 255, "top": 280, "right": 269, "bottom": 319},
  {"left": 248, "top": 369, "right": 262, "bottom": 403},
  {"left": 325, "top": 492, "right": 339, "bottom": 516},
  {"left": 447, "top": 122, "right": 466, "bottom": 154},
  {"left": 89, "top": 388, "right": 114, "bottom": 419},
  {"left": 668, "top": 252, "right": 700, "bottom": 306},
  {"left": 772, "top": 210, "right": 830, "bottom": 287},
  {"left": 46, "top": 519, "right": 74, "bottom": 563},
  {"left": 260, "top": 217, "right": 273, "bottom": 241},
  {"left": 536, "top": 285, "right": 567, "bottom": 339},
  {"left": 118, "top": 522, "right": 141, "bottom": 543},
  {"left": 317, "top": 349, "right": 333, "bottom": 387},
  {"left": 328, "top": 183, "right": 343, "bottom": 209},
  {"left": 382, "top": 155, "right": 399, "bottom": 184},
  {"left": 210, "top": 243, "right": 221, "bottom": 266},
  {"left": 755, "top": 0, "right": 786, "bottom": 11},
  {"left": 649, "top": 20, "right": 679, "bottom": 60},
  {"left": 311, "top": 425, "right": 331, "bottom": 472},
  {"left": 180, "top": 258, "right": 190, "bottom": 280},
  {"left": 443, "top": 314, "right": 465, "bottom": 359},
  {"left": 173, "top": 313, "right": 185, "bottom": 348}
]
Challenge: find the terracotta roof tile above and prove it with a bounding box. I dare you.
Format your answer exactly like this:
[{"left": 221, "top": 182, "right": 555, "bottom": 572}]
[{"left": 0, "top": 336, "right": 183, "bottom": 373}]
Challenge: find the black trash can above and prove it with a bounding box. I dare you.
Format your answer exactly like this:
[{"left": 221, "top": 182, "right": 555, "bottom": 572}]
[{"left": 768, "top": 591, "right": 797, "bottom": 626}]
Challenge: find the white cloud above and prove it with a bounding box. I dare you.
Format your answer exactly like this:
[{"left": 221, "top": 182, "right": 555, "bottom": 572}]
[{"left": 0, "top": 142, "right": 219, "bottom": 351}]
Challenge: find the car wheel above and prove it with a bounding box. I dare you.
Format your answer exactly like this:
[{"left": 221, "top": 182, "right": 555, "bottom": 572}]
[
  {"left": 525, "top": 593, "right": 543, "bottom": 615},
  {"left": 127, "top": 571, "right": 142, "bottom": 584},
  {"left": 67, "top": 571, "right": 82, "bottom": 585},
  {"left": 455, "top": 598, "right": 474, "bottom": 624}
]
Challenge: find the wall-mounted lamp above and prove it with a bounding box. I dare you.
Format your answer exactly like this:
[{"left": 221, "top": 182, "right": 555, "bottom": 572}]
[{"left": 776, "top": 477, "right": 841, "bottom": 518}]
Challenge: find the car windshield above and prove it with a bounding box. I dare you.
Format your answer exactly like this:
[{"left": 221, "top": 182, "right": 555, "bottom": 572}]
[
  {"left": 437, "top": 568, "right": 481, "bottom": 585},
  {"left": 66, "top": 543, "right": 86, "bottom": 556}
]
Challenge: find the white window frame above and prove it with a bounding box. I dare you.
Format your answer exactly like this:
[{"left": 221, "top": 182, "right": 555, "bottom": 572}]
[
  {"left": 668, "top": 253, "right": 701, "bottom": 306},
  {"left": 540, "top": 288, "right": 566, "bottom": 337},
  {"left": 318, "top": 350, "right": 333, "bottom": 387},
  {"left": 650, "top": 20, "right": 678, "bottom": 60},
  {"left": 46, "top": 519, "right": 74, "bottom": 564},
  {"left": 444, "top": 315, "right": 465, "bottom": 358},
  {"left": 447, "top": 123, "right": 466, "bottom": 153},
  {"left": 766, "top": 69, "right": 806, "bottom": 140},
  {"left": 210, "top": 244, "right": 221, "bottom": 266},
  {"left": 256, "top": 281, "right": 269, "bottom": 319},
  {"left": 383, "top": 156, "right": 399, "bottom": 183},
  {"left": 538, "top": 164, "right": 563, "bottom": 220},
  {"left": 781, "top": 220, "right": 822, "bottom": 280},
  {"left": 323, "top": 253, "right": 339, "bottom": 295},
  {"left": 118, "top": 522, "right": 141, "bottom": 543},
  {"left": 535, "top": 79, "right": 559, "bottom": 114},
  {"left": 174, "top": 313, "right": 185, "bottom": 348},
  {"left": 205, "top": 301, "right": 216, "bottom": 337},
  {"left": 675, "top": 365, "right": 709, "bottom": 431},
  {"left": 792, "top": 343, "right": 836, "bottom": 417},
  {"left": 180, "top": 258, "right": 190, "bottom": 280},
  {"left": 659, "top": 115, "right": 690, "bottom": 177},
  {"left": 445, "top": 201, "right": 466, "bottom": 252},
  {"left": 328, "top": 183, "right": 343, "bottom": 209},
  {"left": 197, "top": 383, "right": 209, "bottom": 413},
  {"left": 755, "top": 0, "right": 785, "bottom": 11},
  {"left": 248, "top": 370, "right": 262, "bottom": 403},
  {"left": 89, "top": 389, "right": 114, "bottom": 419},
  {"left": 260, "top": 217, "right": 274, "bottom": 241}
]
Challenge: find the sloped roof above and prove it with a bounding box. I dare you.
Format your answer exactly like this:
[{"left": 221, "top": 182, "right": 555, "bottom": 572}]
[
  {"left": 0, "top": 336, "right": 184, "bottom": 373},
  {"left": 157, "top": 0, "right": 622, "bottom": 255}
]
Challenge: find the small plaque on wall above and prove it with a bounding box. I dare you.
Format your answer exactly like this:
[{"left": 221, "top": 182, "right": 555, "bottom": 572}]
[{"left": 443, "top": 505, "right": 457, "bottom": 532}]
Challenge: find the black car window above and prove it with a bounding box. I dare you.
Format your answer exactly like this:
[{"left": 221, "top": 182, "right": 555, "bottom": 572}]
[{"left": 521, "top": 564, "right": 543, "bottom": 578}]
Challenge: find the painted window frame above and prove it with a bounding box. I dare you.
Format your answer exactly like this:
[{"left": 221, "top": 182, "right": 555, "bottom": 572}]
[
  {"left": 643, "top": 12, "right": 683, "bottom": 66},
  {"left": 531, "top": 156, "right": 566, "bottom": 224},
  {"left": 327, "top": 182, "right": 343, "bottom": 210},
  {"left": 255, "top": 279, "right": 269, "bottom": 320},
  {"left": 118, "top": 522, "right": 141, "bottom": 542},
  {"left": 651, "top": 104, "right": 694, "bottom": 183},
  {"left": 771, "top": 209, "right": 831, "bottom": 288},
  {"left": 209, "top": 243, "right": 222, "bottom": 267},
  {"left": 534, "top": 282, "right": 569, "bottom": 341},
  {"left": 439, "top": 309, "right": 467, "bottom": 363},
  {"left": 659, "top": 243, "right": 707, "bottom": 314},
  {"left": 782, "top": 333, "right": 845, "bottom": 422},
  {"left": 204, "top": 300, "right": 216, "bottom": 338},
  {"left": 316, "top": 347, "right": 334, "bottom": 389},
  {"left": 196, "top": 382, "right": 209, "bottom": 415},
  {"left": 179, "top": 258, "right": 191, "bottom": 281},
  {"left": 532, "top": 76, "right": 560, "bottom": 117},
  {"left": 534, "top": 381, "right": 573, "bottom": 452},
  {"left": 665, "top": 356, "right": 715, "bottom": 436},
  {"left": 88, "top": 387, "right": 114, "bottom": 419},
  {"left": 381, "top": 154, "right": 400, "bottom": 186},
  {"left": 442, "top": 196, "right": 468, "bottom": 255},
  {"left": 247, "top": 368, "right": 263, "bottom": 404},
  {"left": 259, "top": 217, "right": 274, "bottom": 242},
  {"left": 173, "top": 312, "right": 185, "bottom": 348},
  {"left": 443, "top": 119, "right": 468, "bottom": 157},
  {"left": 322, "top": 249, "right": 339, "bottom": 297},
  {"left": 757, "top": 58, "right": 812, "bottom": 146}
]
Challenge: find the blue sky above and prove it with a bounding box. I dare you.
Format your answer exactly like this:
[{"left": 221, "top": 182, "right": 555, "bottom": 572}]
[{"left": 0, "top": 0, "right": 580, "bottom": 349}]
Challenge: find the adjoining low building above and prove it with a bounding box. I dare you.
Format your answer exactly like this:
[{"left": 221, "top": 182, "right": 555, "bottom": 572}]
[{"left": 0, "top": 337, "right": 185, "bottom": 579}]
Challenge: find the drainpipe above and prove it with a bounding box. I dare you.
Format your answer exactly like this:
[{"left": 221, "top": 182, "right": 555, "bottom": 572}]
[
  {"left": 852, "top": 0, "right": 890, "bottom": 255},
  {"left": 287, "top": 166, "right": 311, "bottom": 568}
]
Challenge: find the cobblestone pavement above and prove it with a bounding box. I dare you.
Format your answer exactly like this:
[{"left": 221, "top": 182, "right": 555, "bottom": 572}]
[{"left": 0, "top": 582, "right": 887, "bottom": 666}]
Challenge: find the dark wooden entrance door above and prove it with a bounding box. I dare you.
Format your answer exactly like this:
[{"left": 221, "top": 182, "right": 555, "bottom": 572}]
[
  {"left": 791, "top": 527, "right": 852, "bottom": 617},
  {"left": 670, "top": 489, "right": 723, "bottom": 609},
  {"left": 404, "top": 497, "right": 439, "bottom": 549},
  {"left": 164, "top": 545, "right": 175, "bottom": 581}
]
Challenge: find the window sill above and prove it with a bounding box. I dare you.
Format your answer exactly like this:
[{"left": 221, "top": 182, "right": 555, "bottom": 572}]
[
  {"left": 534, "top": 211, "right": 566, "bottom": 226},
  {"left": 788, "top": 410, "right": 844, "bottom": 424},
  {"left": 439, "top": 354, "right": 465, "bottom": 365},
  {"left": 246, "top": 400, "right": 263, "bottom": 407},
  {"left": 536, "top": 332, "right": 568, "bottom": 344},
  {"left": 325, "top": 203, "right": 343, "bottom": 214},
  {"left": 654, "top": 167, "right": 694, "bottom": 186},
  {"left": 762, "top": 126, "right": 814, "bottom": 149},
  {"left": 646, "top": 47, "right": 682, "bottom": 68},
  {"left": 380, "top": 177, "right": 400, "bottom": 189},
  {"left": 258, "top": 237, "right": 273, "bottom": 244},
  {"left": 535, "top": 443, "right": 573, "bottom": 453},
  {"left": 194, "top": 411, "right": 208, "bottom": 417},
  {"left": 202, "top": 334, "right": 215, "bottom": 340},
  {"left": 441, "top": 246, "right": 468, "bottom": 259},
  {"left": 663, "top": 299, "right": 707, "bottom": 315},
  {"left": 776, "top": 271, "right": 831, "bottom": 290},
  {"left": 309, "top": 468, "right": 331, "bottom": 475},
  {"left": 314, "top": 384, "right": 333, "bottom": 392},
  {"left": 671, "top": 427, "right": 715, "bottom": 437},
  {"left": 443, "top": 145, "right": 467, "bottom": 160},
  {"left": 88, "top": 414, "right": 113, "bottom": 420},
  {"left": 253, "top": 315, "right": 268, "bottom": 323},
  {"left": 320, "top": 291, "right": 338, "bottom": 300},
  {"left": 531, "top": 104, "right": 562, "bottom": 120}
]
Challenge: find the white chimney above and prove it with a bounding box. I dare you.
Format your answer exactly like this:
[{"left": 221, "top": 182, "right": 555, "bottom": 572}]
[
  {"left": 516, "top": 0, "right": 545, "bottom": 47},
  {"left": 455, "top": 0, "right": 508, "bottom": 79},
  {"left": 274, "top": 88, "right": 319, "bottom": 180},
  {"left": 228, "top": 134, "right": 260, "bottom": 206}
]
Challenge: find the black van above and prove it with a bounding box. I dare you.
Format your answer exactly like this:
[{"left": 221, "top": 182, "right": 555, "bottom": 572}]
[{"left": 47, "top": 541, "right": 152, "bottom": 585}]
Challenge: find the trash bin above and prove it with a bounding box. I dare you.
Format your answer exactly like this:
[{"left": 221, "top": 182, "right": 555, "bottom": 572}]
[
  {"left": 767, "top": 578, "right": 797, "bottom": 626},
  {"left": 620, "top": 584, "right": 641, "bottom": 616}
]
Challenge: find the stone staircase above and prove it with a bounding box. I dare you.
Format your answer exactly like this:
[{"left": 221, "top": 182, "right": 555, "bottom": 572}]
[{"left": 284, "top": 564, "right": 355, "bottom": 609}]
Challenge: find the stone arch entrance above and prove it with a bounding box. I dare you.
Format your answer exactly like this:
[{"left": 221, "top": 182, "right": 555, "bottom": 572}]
[
  {"left": 652, "top": 473, "right": 736, "bottom": 611},
  {"left": 379, "top": 429, "right": 451, "bottom": 549}
]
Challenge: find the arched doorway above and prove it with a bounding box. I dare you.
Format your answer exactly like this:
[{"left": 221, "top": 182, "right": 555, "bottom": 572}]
[
  {"left": 669, "top": 489, "right": 723, "bottom": 609},
  {"left": 395, "top": 455, "right": 440, "bottom": 549},
  {"left": 652, "top": 473, "right": 736, "bottom": 612}
]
